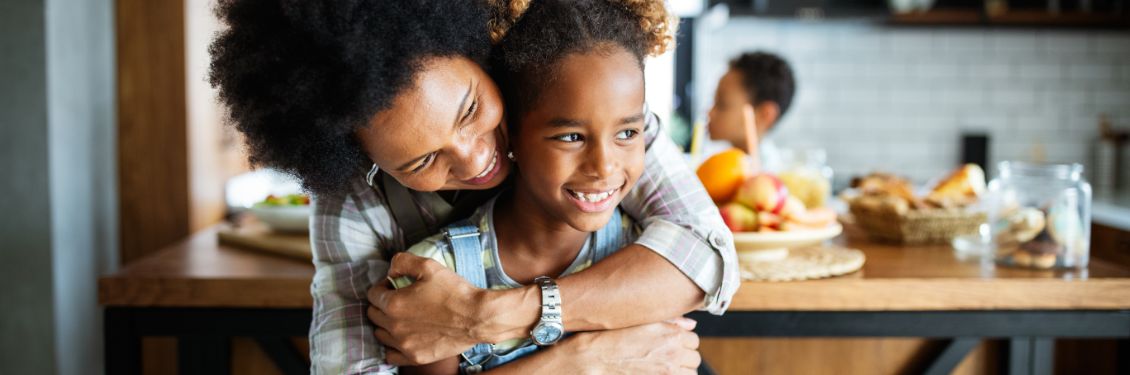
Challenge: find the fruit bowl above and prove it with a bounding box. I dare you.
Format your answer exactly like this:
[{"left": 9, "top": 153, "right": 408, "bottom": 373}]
[{"left": 731, "top": 223, "right": 843, "bottom": 263}]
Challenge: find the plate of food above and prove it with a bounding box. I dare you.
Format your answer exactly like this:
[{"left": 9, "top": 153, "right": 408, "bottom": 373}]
[
  {"left": 697, "top": 150, "right": 841, "bottom": 263},
  {"left": 249, "top": 194, "right": 312, "bottom": 233}
]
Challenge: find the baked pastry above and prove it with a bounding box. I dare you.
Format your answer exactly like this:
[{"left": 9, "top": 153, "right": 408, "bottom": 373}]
[{"left": 926, "top": 164, "right": 986, "bottom": 208}]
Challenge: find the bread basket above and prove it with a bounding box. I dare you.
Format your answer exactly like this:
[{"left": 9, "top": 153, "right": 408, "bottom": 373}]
[{"left": 849, "top": 198, "right": 985, "bottom": 245}]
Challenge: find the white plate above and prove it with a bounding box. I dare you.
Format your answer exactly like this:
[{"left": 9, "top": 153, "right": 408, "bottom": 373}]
[
  {"left": 731, "top": 224, "right": 843, "bottom": 262},
  {"left": 250, "top": 205, "right": 312, "bottom": 233}
]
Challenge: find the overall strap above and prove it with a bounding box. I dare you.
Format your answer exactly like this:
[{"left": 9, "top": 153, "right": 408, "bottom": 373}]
[
  {"left": 444, "top": 220, "right": 489, "bottom": 289},
  {"left": 381, "top": 173, "right": 432, "bottom": 247},
  {"left": 591, "top": 208, "right": 623, "bottom": 262},
  {"left": 443, "top": 220, "right": 494, "bottom": 373}
]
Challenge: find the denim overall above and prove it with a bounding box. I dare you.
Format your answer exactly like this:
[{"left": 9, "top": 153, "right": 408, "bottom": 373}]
[{"left": 443, "top": 209, "right": 625, "bottom": 374}]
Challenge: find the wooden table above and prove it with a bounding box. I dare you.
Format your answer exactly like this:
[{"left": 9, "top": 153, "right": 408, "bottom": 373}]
[{"left": 100, "top": 225, "right": 1130, "bottom": 375}]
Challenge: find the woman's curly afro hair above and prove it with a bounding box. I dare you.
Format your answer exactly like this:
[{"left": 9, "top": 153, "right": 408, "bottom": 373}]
[
  {"left": 492, "top": 0, "right": 673, "bottom": 122},
  {"left": 209, "top": 0, "right": 492, "bottom": 196}
]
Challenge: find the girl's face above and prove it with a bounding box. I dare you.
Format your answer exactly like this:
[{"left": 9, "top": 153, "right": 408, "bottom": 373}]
[
  {"left": 357, "top": 56, "right": 511, "bottom": 192},
  {"left": 511, "top": 48, "right": 646, "bottom": 233}
]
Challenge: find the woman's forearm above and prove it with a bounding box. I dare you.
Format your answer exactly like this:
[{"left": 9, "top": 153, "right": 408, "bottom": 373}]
[{"left": 478, "top": 244, "right": 702, "bottom": 342}]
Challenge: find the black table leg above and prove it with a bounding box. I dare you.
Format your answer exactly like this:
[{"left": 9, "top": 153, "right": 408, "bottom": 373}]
[
  {"left": 178, "top": 336, "right": 231, "bottom": 375},
  {"left": 1009, "top": 337, "right": 1055, "bottom": 375},
  {"left": 105, "top": 308, "right": 141, "bottom": 375},
  {"left": 923, "top": 338, "right": 981, "bottom": 375},
  {"left": 255, "top": 337, "right": 309, "bottom": 375}
]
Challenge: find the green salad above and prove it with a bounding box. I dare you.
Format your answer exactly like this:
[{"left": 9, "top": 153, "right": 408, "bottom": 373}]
[{"left": 255, "top": 194, "right": 311, "bottom": 206}]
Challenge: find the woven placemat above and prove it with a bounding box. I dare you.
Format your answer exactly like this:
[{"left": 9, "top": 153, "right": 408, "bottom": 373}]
[{"left": 740, "top": 246, "right": 866, "bottom": 282}]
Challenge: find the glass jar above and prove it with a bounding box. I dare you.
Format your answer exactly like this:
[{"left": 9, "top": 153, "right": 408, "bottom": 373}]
[
  {"left": 773, "top": 147, "right": 833, "bottom": 208},
  {"left": 986, "top": 161, "right": 1091, "bottom": 269}
]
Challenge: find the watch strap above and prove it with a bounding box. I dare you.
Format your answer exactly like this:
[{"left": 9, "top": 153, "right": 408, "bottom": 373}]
[{"left": 534, "top": 276, "right": 562, "bottom": 324}]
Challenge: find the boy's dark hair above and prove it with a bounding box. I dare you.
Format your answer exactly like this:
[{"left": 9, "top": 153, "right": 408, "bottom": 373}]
[
  {"left": 729, "top": 52, "right": 796, "bottom": 120},
  {"left": 493, "top": 0, "right": 672, "bottom": 124},
  {"left": 208, "top": 0, "right": 492, "bottom": 196}
]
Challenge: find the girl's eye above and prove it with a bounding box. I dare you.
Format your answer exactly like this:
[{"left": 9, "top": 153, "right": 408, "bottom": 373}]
[
  {"left": 409, "top": 153, "right": 436, "bottom": 175},
  {"left": 552, "top": 133, "right": 584, "bottom": 143},
  {"left": 616, "top": 129, "right": 639, "bottom": 140}
]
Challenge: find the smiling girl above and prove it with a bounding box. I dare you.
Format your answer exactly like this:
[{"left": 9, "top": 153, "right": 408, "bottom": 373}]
[{"left": 391, "top": 1, "right": 672, "bottom": 373}]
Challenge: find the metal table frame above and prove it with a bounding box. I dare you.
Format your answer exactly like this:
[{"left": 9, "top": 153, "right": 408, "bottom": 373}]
[{"left": 105, "top": 307, "right": 1130, "bottom": 375}]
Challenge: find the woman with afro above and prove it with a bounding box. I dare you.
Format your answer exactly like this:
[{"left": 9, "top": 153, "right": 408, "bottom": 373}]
[{"left": 209, "top": 1, "right": 737, "bottom": 373}]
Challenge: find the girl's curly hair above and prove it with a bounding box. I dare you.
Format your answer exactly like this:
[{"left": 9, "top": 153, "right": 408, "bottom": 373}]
[
  {"left": 208, "top": 0, "right": 492, "bottom": 196},
  {"left": 492, "top": 0, "right": 675, "bottom": 121}
]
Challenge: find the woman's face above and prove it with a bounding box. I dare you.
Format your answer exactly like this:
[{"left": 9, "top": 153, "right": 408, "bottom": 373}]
[
  {"left": 511, "top": 48, "right": 646, "bottom": 233},
  {"left": 357, "top": 56, "right": 511, "bottom": 192}
]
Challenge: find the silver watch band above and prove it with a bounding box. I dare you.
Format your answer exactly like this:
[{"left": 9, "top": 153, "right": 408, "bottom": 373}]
[{"left": 534, "top": 276, "right": 562, "bottom": 323}]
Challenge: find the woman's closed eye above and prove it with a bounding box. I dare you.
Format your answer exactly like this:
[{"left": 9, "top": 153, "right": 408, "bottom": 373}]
[
  {"left": 409, "top": 152, "right": 437, "bottom": 174},
  {"left": 462, "top": 99, "right": 479, "bottom": 123}
]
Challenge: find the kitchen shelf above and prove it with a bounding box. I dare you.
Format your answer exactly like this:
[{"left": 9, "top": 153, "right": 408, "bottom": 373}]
[{"left": 889, "top": 9, "right": 1130, "bottom": 28}]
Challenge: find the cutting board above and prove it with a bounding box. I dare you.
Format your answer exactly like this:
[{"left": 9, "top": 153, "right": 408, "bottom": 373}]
[{"left": 218, "top": 221, "right": 312, "bottom": 261}]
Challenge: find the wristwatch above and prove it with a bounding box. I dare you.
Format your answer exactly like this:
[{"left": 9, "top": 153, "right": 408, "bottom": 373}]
[{"left": 529, "top": 276, "right": 564, "bottom": 346}]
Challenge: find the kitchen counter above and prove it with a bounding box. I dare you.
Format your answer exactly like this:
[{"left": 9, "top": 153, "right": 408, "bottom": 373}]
[{"left": 99, "top": 223, "right": 1130, "bottom": 374}]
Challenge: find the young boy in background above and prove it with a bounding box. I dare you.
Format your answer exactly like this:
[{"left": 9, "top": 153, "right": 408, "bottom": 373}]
[{"left": 705, "top": 51, "right": 796, "bottom": 171}]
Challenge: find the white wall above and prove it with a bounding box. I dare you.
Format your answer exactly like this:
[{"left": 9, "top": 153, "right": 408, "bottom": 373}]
[
  {"left": 46, "top": 0, "right": 117, "bottom": 373},
  {"left": 0, "top": 0, "right": 117, "bottom": 373},
  {"left": 695, "top": 18, "right": 1130, "bottom": 185}
]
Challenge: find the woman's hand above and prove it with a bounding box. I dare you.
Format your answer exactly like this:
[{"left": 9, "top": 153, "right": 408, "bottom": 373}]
[
  {"left": 368, "top": 253, "right": 534, "bottom": 365},
  {"left": 487, "top": 318, "right": 702, "bottom": 375},
  {"left": 566, "top": 318, "right": 702, "bottom": 375}
]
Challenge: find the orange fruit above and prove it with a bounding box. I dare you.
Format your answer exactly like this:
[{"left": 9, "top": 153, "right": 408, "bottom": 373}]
[{"left": 696, "top": 148, "right": 749, "bottom": 203}]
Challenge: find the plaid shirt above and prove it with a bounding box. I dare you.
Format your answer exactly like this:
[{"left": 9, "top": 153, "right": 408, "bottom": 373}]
[{"left": 308, "top": 112, "right": 739, "bottom": 374}]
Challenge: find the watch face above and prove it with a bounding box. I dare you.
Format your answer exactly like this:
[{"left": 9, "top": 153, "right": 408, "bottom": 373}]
[{"left": 533, "top": 324, "right": 562, "bottom": 344}]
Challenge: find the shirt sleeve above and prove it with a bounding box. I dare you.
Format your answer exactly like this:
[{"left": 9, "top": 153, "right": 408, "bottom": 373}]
[
  {"left": 308, "top": 179, "right": 400, "bottom": 375},
  {"left": 618, "top": 111, "right": 740, "bottom": 315},
  {"left": 390, "top": 235, "right": 454, "bottom": 289}
]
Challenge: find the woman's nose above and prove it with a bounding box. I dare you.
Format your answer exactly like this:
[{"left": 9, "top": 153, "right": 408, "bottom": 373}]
[{"left": 449, "top": 131, "right": 490, "bottom": 180}]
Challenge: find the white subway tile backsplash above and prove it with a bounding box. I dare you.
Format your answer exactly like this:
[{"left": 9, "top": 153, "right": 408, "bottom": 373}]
[
  {"left": 989, "top": 89, "right": 1039, "bottom": 109},
  {"left": 1066, "top": 63, "right": 1117, "bottom": 82},
  {"left": 886, "top": 30, "right": 936, "bottom": 55},
  {"left": 1091, "top": 33, "right": 1130, "bottom": 57},
  {"left": 1015, "top": 63, "right": 1063, "bottom": 85},
  {"left": 696, "top": 19, "right": 1129, "bottom": 178},
  {"left": 1041, "top": 89, "right": 1093, "bottom": 114},
  {"left": 940, "top": 30, "right": 988, "bottom": 54},
  {"left": 1041, "top": 33, "right": 1091, "bottom": 56},
  {"left": 912, "top": 63, "right": 963, "bottom": 81},
  {"left": 966, "top": 62, "right": 1014, "bottom": 82},
  {"left": 937, "top": 87, "right": 988, "bottom": 108},
  {"left": 1091, "top": 89, "right": 1130, "bottom": 114}
]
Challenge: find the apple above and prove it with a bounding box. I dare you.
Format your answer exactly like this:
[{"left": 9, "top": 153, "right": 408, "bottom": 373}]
[
  {"left": 787, "top": 207, "right": 837, "bottom": 228},
  {"left": 756, "top": 211, "right": 782, "bottom": 231},
  {"left": 779, "top": 196, "right": 807, "bottom": 220},
  {"left": 719, "top": 203, "right": 757, "bottom": 232},
  {"left": 734, "top": 174, "right": 789, "bottom": 214}
]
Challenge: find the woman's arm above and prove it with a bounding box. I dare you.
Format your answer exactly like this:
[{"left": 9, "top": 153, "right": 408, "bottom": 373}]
[
  {"left": 309, "top": 179, "right": 401, "bottom": 375},
  {"left": 370, "top": 113, "right": 740, "bottom": 364},
  {"left": 483, "top": 319, "right": 702, "bottom": 375}
]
